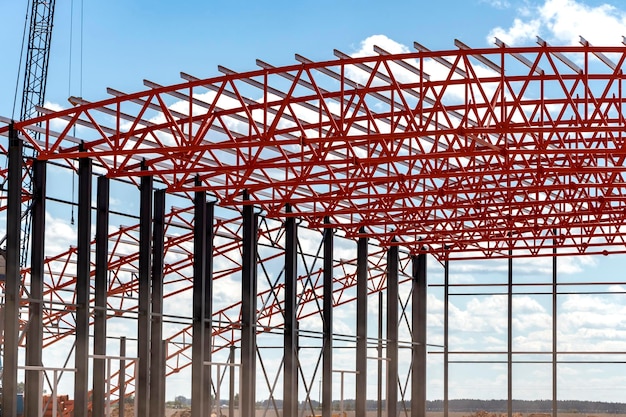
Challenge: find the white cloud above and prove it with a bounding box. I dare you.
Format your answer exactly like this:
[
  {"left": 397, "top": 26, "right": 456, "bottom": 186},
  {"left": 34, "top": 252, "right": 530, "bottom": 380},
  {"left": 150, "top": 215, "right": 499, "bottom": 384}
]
[
  {"left": 488, "top": 0, "right": 626, "bottom": 46},
  {"left": 42, "top": 101, "right": 65, "bottom": 113},
  {"left": 608, "top": 284, "right": 626, "bottom": 292},
  {"left": 351, "top": 34, "right": 412, "bottom": 58},
  {"left": 482, "top": 0, "right": 512, "bottom": 8},
  {"left": 488, "top": 17, "right": 542, "bottom": 45},
  {"left": 44, "top": 212, "right": 75, "bottom": 255},
  {"left": 438, "top": 288, "right": 626, "bottom": 358},
  {"left": 41, "top": 101, "right": 71, "bottom": 135}
]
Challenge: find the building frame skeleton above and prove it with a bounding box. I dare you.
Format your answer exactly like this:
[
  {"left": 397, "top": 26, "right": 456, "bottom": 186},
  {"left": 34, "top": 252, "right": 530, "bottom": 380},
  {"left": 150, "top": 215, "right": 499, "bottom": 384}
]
[{"left": 2, "top": 40, "right": 626, "bottom": 416}]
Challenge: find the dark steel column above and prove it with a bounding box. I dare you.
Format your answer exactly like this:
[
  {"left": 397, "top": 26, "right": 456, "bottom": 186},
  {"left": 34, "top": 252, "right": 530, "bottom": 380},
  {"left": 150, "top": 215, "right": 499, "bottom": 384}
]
[
  {"left": 150, "top": 189, "right": 166, "bottom": 417},
  {"left": 74, "top": 154, "right": 92, "bottom": 417},
  {"left": 552, "top": 233, "right": 558, "bottom": 417},
  {"left": 241, "top": 192, "right": 258, "bottom": 417},
  {"left": 137, "top": 172, "right": 153, "bottom": 417},
  {"left": 508, "top": 251, "right": 513, "bottom": 417},
  {"left": 229, "top": 345, "right": 236, "bottom": 417},
  {"left": 3, "top": 126, "right": 21, "bottom": 417},
  {"left": 387, "top": 245, "right": 399, "bottom": 417},
  {"left": 443, "top": 256, "right": 449, "bottom": 417},
  {"left": 322, "top": 219, "right": 334, "bottom": 417},
  {"left": 377, "top": 292, "right": 383, "bottom": 417},
  {"left": 192, "top": 187, "right": 207, "bottom": 417},
  {"left": 284, "top": 205, "right": 298, "bottom": 417},
  {"left": 93, "top": 176, "right": 110, "bottom": 417},
  {"left": 161, "top": 340, "right": 167, "bottom": 412},
  {"left": 356, "top": 231, "right": 368, "bottom": 417},
  {"left": 412, "top": 253, "right": 427, "bottom": 417},
  {"left": 25, "top": 159, "right": 46, "bottom": 417},
  {"left": 119, "top": 336, "right": 126, "bottom": 417},
  {"left": 204, "top": 202, "right": 215, "bottom": 414}
]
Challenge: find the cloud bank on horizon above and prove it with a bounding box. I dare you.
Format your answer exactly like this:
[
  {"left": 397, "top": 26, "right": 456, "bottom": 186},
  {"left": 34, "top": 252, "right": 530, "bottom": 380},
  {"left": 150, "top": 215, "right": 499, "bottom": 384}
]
[{"left": 488, "top": 0, "right": 626, "bottom": 46}]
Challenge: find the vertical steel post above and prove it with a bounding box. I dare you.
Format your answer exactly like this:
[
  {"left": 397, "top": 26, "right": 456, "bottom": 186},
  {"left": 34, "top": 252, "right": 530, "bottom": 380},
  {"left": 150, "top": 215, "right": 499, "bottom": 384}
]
[
  {"left": 508, "top": 250, "right": 513, "bottom": 417},
  {"left": 204, "top": 202, "right": 215, "bottom": 414},
  {"left": 377, "top": 291, "right": 383, "bottom": 417},
  {"left": 443, "top": 255, "right": 449, "bottom": 417},
  {"left": 25, "top": 159, "right": 46, "bottom": 417},
  {"left": 192, "top": 186, "right": 207, "bottom": 417},
  {"left": 74, "top": 154, "right": 92, "bottom": 417},
  {"left": 322, "top": 218, "right": 334, "bottom": 417},
  {"left": 137, "top": 171, "right": 153, "bottom": 417},
  {"left": 552, "top": 232, "right": 558, "bottom": 417},
  {"left": 241, "top": 191, "right": 258, "bottom": 417},
  {"left": 161, "top": 340, "right": 168, "bottom": 411},
  {"left": 119, "top": 336, "right": 126, "bottom": 417},
  {"left": 284, "top": 205, "right": 298, "bottom": 417},
  {"left": 387, "top": 245, "right": 399, "bottom": 417},
  {"left": 229, "top": 345, "right": 236, "bottom": 417},
  {"left": 3, "top": 126, "right": 21, "bottom": 417},
  {"left": 93, "top": 176, "right": 110, "bottom": 417},
  {"left": 412, "top": 252, "right": 427, "bottom": 417},
  {"left": 151, "top": 189, "right": 166, "bottom": 417},
  {"left": 356, "top": 231, "right": 368, "bottom": 417}
]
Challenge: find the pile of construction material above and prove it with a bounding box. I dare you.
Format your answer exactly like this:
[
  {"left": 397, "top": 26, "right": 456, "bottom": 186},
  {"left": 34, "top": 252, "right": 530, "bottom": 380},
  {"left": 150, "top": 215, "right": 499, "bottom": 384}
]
[{"left": 42, "top": 395, "right": 74, "bottom": 417}]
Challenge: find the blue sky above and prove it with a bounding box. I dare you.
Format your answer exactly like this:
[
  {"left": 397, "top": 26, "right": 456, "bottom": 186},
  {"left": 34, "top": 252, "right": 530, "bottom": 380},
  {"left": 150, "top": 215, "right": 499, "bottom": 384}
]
[
  {"left": 0, "top": 0, "right": 587, "bottom": 117},
  {"left": 3, "top": 0, "right": 626, "bottom": 405}
]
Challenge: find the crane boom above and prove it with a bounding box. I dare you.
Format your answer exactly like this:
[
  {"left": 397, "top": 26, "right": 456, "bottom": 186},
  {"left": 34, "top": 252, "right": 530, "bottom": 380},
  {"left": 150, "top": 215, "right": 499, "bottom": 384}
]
[
  {"left": 20, "top": 0, "right": 57, "bottom": 122},
  {"left": 17, "top": 0, "right": 57, "bottom": 269}
]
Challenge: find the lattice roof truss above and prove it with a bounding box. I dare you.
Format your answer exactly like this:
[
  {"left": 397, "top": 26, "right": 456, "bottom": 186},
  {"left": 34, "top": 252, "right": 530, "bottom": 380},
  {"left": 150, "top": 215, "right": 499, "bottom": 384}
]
[{"left": 4, "top": 38, "right": 626, "bottom": 259}]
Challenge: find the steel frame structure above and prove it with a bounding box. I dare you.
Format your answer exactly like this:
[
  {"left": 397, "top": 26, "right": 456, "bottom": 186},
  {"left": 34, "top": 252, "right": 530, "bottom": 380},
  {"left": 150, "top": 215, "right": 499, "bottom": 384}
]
[{"left": 2, "top": 39, "right": 626, "bottom": 416}]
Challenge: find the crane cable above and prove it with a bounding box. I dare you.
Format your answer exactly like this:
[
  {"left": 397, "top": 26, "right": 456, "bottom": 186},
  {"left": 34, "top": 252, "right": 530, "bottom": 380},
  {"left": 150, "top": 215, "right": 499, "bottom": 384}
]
[
  {"left": 68, "top": 0, "right": 74, "bottom": 99},
  {"left": 4, "top": 0, "right": 30, "bottom": 193},
  {"left": 11, "top": 3, "right": 30, "bottom": 121},
  {"left": 5, "top": 2, "right": 41, "bottom": 261},
  {"left": 1, "top": 3, "right": 29, "bottom": 190},
  {"left": 68, "top": 0, "right": 85, "bottom": 98},
  {"left": 69, "top": 0, "right": 75, "bottom": 225},
  {"left": 69, "top": 0, "right": 84, "bottom": 226}
]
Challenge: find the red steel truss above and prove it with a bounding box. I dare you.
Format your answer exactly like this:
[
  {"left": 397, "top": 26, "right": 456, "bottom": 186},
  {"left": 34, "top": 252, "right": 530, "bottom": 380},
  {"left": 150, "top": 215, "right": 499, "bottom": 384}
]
[
  {"left": 17, "top": 203, "right": 401, "bottom": 395},
  {"left": 3, "top": 41, "right": 626, "bottom": 258},
  {"left": 5, "top": 40, "right": 626, "bottom": 408}
]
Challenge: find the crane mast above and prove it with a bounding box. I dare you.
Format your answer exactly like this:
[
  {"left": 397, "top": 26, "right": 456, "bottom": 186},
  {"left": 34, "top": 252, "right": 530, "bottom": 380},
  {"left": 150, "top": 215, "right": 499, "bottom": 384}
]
[
  {"left": 18, "top": 0, "right": 57, "bottom": 268},
  {"left": 21, "top": 0, "right": 57, "bottom": 122}
]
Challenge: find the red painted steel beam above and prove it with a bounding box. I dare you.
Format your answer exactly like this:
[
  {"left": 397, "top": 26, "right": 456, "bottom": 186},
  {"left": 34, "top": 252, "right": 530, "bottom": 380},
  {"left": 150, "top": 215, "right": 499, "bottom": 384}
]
[
  {"left": 100, "top": 244, "right": 403, "bottom": 399},
  {"left": 4, "top": 44, "right": 626, "bottom": 258},
  {"left": 10, "top": 200, "right": 403, "bottom": 397}
]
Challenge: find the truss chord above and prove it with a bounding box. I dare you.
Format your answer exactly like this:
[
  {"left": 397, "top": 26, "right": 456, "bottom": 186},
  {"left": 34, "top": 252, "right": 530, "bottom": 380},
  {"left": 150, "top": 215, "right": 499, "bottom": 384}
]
[{"left": 4, "top": 46, "right": 626, "bottom": 408}]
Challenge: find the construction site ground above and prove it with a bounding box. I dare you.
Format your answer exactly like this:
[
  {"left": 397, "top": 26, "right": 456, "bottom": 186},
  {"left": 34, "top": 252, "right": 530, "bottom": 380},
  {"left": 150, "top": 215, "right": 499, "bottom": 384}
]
[{"left": 104, "top": 408, "right": 624, "bottom": 417}]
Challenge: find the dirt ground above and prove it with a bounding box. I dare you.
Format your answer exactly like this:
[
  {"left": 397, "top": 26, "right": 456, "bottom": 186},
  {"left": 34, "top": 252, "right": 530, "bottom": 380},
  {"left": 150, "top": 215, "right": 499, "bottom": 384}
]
[
  {"left": 109, "top": 408, "right": 626, "bottom": 417},
  {"left": 430, "top": 413, "right": 623, "bottom": 417},
  {"left": 167, "top": 409, "right": 190, "bottom": 417},
  {"left": 106, "top": 405, "right": 186, "bottom": 417}
]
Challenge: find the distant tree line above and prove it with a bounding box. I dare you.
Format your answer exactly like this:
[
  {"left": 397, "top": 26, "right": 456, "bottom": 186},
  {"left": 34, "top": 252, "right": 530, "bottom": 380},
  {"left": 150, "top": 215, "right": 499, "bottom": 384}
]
[
  {"left": 171, "top": 397, "right": 626, "bottom": 413},
  {"left": 260, "top": 399, "right": 626, "bottom": 412},
  {"left": 426, "top": 400, "right": 626, "bottom": 414}
]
